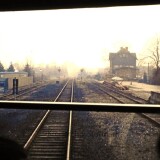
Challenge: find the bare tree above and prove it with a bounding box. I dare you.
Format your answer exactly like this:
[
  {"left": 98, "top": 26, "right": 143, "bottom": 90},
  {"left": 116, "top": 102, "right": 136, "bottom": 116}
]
[
  {"left": 148, "top": 37, "right": 160, "bottom": 74},
  {"left": 143, "top": 36, "right": 160, "bottom": 84},
  {"left": 138, "top": 37, "right": 160, "bottom": 71}
]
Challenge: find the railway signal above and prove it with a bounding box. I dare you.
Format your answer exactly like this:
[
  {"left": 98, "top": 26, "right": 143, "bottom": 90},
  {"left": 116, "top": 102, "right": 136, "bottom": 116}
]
[{"left": 13, "top": 77, "right": 18, "bottom": 97}]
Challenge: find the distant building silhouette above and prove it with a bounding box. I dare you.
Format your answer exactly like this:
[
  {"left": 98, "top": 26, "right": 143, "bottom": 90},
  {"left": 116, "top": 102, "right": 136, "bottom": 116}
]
[{"left": 109, "top": 47, "right": 137, "bottom": 80}]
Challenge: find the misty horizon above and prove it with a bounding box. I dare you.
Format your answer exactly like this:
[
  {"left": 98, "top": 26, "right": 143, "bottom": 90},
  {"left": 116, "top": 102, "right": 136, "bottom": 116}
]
[{"left": 0, "top": 5, "right": 160, "bottom": 75}]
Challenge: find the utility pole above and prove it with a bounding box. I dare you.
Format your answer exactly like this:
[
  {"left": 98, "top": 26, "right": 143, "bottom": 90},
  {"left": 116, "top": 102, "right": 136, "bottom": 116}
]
[
  {"left": 80, "top": 69, "right": 84, "bottom": 81},
  {"left": 58, "top": 67, "right": 61, "bottom": 81},
  {"left": 148, "top": 63, "right": 150, "bottom": 83},
  {"left": 40, "top": 69, "right": 43, "bottom": 83}
]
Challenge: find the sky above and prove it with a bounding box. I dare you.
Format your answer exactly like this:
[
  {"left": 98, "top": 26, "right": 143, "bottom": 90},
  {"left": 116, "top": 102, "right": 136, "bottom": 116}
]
[{"left": 0, "top": 5, "right": 160, "bottom": 72}]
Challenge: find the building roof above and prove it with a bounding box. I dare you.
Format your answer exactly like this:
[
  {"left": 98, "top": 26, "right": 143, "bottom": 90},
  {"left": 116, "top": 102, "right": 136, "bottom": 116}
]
[
  {"left": 114, "top": 67, "right": 138, "bottom": 70},
  {"left": 0, "top": 71, "right": 28, "bottom": 75},
  {"left": 109, "top": 47, "right": 137, "bottom": 60}
]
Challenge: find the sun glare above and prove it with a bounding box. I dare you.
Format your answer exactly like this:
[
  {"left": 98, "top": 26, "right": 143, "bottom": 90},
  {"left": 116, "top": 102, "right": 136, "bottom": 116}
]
[{"left": 0, "top": 5, "right": 160, "bottom": 72}]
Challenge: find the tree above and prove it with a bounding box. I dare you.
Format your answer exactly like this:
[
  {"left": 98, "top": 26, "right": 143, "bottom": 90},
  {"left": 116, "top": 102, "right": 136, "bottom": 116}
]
[
  {"left": 139, "top": 37, "right": 160, "bottom": 73},
  {"left": 148, "top": 37, "right": 160, "bottom": 74},
  {"left": 7, "top": 62, "right": 15, "bottom": 72},
  {"left": 138, "top": 36, "right": 160, "bottom": 84},
  {"left": 143, "top": 72, "right": 147, "bottom": 83},
  {"left": 0, "top": 62, "right": 5, "bottom": 72},
  {"left": 23, "top": 63, "right": 32, "bottom": 76},
  {"left": 148, "top": 37, "right": 160, "bottom": 84}
]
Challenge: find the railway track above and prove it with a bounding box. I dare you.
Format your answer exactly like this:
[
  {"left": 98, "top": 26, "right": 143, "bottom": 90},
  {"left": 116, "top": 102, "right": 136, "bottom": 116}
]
[
  {"left": 140, "top": 113, "right": 160, "bottom": 127},
  {"left": 23, "top": 79, "right": 74, "bottom": 159},
  {"left": 85, "top": 80, "right": 160, "bottom": 129},
  {"left": 102, "top": 81, "right": 147, "bottom": 104},
  {"left": 0, "top": 81, "right": 51, "bottom": 100},
  {"left": 98, "top": 81, "right": 160, "bottom": 127},
  {"left": 90, "top": 81, "right": 147, "bottom": 104},
  {"left": 2, "top": 79, "right": 159, "bottom": 159}
]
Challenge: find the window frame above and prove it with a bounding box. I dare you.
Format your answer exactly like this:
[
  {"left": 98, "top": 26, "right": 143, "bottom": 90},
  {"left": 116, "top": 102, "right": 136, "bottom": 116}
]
[{"left": 0, "top": 0, "right": 159, "bottom": 113}]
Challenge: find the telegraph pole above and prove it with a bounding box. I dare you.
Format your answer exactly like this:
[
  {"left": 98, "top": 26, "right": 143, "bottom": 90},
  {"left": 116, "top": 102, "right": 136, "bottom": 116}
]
[
  {"left": 58, "top": 67, "right": 61, "bottom": 81},
  {"left": 80, "top": 69, "right": 84, "bottom": 81},
  {"left": 148, "top": 63, "right": 150, "bottom": 83}
]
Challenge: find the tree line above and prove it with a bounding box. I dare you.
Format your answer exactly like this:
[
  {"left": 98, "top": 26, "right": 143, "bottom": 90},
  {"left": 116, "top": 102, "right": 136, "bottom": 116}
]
[
  {"left": 0, "top": 62, "right": 16, "bottom": 72},
  {"left": 0, "top": 62, "right": 33, "bottom": 76}
]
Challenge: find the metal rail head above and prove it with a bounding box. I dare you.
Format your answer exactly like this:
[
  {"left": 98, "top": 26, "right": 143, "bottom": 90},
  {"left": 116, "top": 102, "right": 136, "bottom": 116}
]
[
  {"left": 91, "top": 82, "right": 124, "bottom": 104},
  {"left": 94, "top": 81, "right": 146, "bottom": 104},
  {"left": 24, "top": 79, "right": 74, "bottom": 160},
  {"left": 54, "top": 80, "right": 69, "bottom": 102},
  {"left": 140, "top": 113, "right": 160, "bottom": 127},
  {"left": 70, "top": 79, "right": 74, "bottom": 103},
  {"left": 23, "top": 80, "right": 70, "bottom": 150},
  {"left": 23, "top": 110, "right": 50, "bottom": 150},
  {"left": 101, "top": 81, "right": 147, "bottom": 104},
  {"left": 66, "top": 79, "right": 74, "bottom": 160}
]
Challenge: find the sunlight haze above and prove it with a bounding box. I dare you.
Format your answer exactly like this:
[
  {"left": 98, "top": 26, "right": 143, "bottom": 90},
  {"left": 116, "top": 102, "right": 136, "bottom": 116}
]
[{"left": 0, "top": 5, "right": 160, "bottom": 72}]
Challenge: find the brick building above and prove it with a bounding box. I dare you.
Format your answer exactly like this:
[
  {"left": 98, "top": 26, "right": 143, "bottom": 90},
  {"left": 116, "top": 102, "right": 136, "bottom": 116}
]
[{"left": 109, "top": 47, "right": 137, "bottom": 80}]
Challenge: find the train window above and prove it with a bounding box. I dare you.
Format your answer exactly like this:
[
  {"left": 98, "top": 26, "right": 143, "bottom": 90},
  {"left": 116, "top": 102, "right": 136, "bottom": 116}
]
[
  {"left": 0, "top": 5, "right": 159, "bottom": 105},
  {"left": 0, "top": 3, "right": 160, "bottom": 160}
]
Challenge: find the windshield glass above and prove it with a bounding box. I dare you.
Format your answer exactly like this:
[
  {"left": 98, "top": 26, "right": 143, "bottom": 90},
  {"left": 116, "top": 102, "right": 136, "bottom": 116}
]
[
  {"left": 0, "top": 5, "right": 160, "bottom": 105},
  {"left": 0, "top": 5, "right": 160, "bottom": 160}
]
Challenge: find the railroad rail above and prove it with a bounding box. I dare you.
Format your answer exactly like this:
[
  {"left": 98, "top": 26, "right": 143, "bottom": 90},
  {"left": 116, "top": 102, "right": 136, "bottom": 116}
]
[
  {"left": 23, "top": 79, "right": 74, "bottom": 159},
  {"left": 87, "top": 80, "right": 160, "bottom": 128},
  {"left": 99, "top": 81, "right": 160, "bottom": 127},
  {"left": 140, "top": 113, "right": 160, "bottom": 127},
  {"left": 102, "top": 81, "right": 147, "bottom": 104},
  {"left": 89, "top": 81, "right": 146, "bottom": 104},
  {"left": 0, "top": 81, "right": 51, "bottom": 100}
]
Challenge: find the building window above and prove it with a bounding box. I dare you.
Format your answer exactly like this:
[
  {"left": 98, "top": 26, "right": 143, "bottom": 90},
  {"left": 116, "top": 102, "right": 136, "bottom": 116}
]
[{"left": 114, "top": 65, "right": 119, "bottom": 68}]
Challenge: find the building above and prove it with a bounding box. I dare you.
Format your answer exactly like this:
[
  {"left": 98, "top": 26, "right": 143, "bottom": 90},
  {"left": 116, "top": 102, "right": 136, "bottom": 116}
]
[
  {"left": 0, "top": 72, "right": 33, "bottom": 92},
  {"left": 109, "top": 47, "right": 137, "bottom": 80},
  {"left": 0, "top": 71, "right": 28, "bottom": 78}
]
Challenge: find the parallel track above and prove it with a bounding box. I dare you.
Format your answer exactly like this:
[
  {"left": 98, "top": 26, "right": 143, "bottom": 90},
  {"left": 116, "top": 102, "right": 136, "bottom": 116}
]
[
  {"left": 88, "top": 81, "right": 160, "bottom": 128},
  {"left": 140, "top": 113, "right": 160, "bottom": 127},
  {"left": 0, "top": 81, "right": 50, "bottom": 100},
  {"left": 99, "top": 81, "right": 160, "bottom": 127},
  {"left": 90, "top": 82, "right": 145, "bottom": 104},
  {"left": 102, "top": 81, "right": 147, "bottom": 103}
]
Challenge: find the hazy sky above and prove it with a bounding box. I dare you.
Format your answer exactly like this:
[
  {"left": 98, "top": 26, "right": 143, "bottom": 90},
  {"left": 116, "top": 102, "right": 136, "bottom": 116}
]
[{"left": 0, "top": 5, "right": 160, "bottom": 70}]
